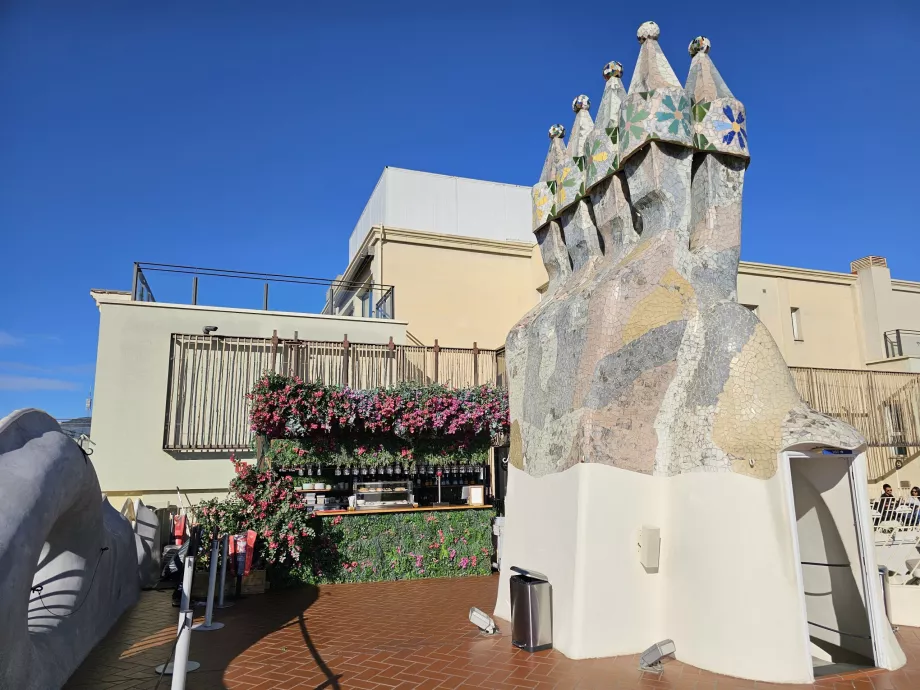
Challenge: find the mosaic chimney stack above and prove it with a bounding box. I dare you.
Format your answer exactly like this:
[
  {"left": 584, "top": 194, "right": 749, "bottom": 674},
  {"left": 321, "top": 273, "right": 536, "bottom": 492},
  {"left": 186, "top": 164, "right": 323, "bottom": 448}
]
[
  {"left": 509, "top": 20, "right": 863, "bottom": 480},
  {"left": 497, "top": 21, "right": 905, "bottom": 681}
]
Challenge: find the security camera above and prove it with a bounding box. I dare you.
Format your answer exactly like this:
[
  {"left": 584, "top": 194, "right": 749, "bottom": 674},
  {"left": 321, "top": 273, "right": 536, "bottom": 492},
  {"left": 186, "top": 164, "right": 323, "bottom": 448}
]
[
  {"left": 202, "top": 326, "right": 218, "bottom": 335},
  {"left": 469, "top": 607, "right": 499, "bottom": 635}
]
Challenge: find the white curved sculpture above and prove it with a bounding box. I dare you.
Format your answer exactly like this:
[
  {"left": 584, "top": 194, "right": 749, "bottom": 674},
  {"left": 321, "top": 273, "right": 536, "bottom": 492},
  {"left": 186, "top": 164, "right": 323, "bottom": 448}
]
[{"left": 0, "top": 409, "right": 140, "bottom": 689}]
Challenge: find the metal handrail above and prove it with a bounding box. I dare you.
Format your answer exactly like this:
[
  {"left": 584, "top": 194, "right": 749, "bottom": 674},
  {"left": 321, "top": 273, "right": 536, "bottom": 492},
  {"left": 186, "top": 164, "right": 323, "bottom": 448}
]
[
  {"left": 134, "top": 262, "right": 393, "bottom": 291},
  {"left": 130, "top": 261, "right": 395, "bottom": 318},
  {"left": 884, "top": 329, "right": 920, "bottom": 358}
]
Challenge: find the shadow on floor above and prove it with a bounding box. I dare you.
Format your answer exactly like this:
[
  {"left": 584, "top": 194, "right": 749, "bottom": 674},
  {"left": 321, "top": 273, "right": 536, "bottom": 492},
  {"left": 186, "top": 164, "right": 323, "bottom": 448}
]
[
  {"left": 181, "top": 584, "right": 339, "bottom": 690},
  {"left": 296, "top": 610, "right": 343, "bottom": 690},
  {"left": 64, "top": 582, "right": 340, "bottom": 690}
]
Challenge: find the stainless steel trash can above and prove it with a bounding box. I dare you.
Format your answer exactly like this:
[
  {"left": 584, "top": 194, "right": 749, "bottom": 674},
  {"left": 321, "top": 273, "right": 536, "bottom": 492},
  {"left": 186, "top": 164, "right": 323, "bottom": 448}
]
[{"left": 510, "top": 566, "right": 552, "bottom": 652}]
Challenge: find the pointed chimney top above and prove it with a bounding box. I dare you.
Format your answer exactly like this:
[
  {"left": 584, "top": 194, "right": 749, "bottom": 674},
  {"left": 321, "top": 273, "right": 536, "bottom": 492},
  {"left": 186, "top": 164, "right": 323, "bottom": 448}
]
[
  {"left": 685, "top": 36, "right": 735, "bottom": 101},
  {"left": 629, "top": 21, "right": 681, "bottom": 93},
  {"left": 595, "top": 61, "right": 627, "bottom": 127},
  {"left": 539, "top": 128, "right": 566, "bottom": 182},
  {"left": 567, "top": 96, "right": 594, "bottom": 158}
]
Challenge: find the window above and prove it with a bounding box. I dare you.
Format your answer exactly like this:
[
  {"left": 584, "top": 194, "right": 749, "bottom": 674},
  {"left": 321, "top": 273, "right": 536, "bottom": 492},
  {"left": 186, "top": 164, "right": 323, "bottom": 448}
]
[
  {"left": 361, "top": 290, "right": 374, "bottom": 318},
  {"left": 790, "top": 307, "right": 803, "bottom": 341},
  {"left": 742, "top": 304, "right": 759, "bottom": 316}
]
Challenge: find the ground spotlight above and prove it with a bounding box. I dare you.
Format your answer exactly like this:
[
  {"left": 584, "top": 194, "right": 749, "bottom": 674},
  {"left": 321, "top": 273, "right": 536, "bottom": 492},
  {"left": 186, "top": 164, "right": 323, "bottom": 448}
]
[
  {"left": 639, "top": 639, "right": 676, "bottom": 673},
  {"left": 469, "top": 607, "right": 499, "bottom": 635}
]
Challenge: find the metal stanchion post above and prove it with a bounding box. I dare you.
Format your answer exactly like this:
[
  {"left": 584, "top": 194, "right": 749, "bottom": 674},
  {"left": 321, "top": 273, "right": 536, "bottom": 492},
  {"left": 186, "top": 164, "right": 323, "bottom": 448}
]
[
  {"left": 193, "top": 528, "right": 224, "bottom": 631},
  {"left": 155, "top": 526, "right": 201, "bottom": 678},
  {"left": 170, "top": 610, "right": 194, "bottom": 690},
  {"left": 216, "top": 534, "right": 233, "bottom": 609}
]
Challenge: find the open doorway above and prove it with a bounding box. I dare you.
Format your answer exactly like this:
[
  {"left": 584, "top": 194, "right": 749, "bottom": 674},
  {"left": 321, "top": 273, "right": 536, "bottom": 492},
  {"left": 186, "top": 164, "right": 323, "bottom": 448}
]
[{"left": 787, "top": 451, "right": 877, "bottom": 677}]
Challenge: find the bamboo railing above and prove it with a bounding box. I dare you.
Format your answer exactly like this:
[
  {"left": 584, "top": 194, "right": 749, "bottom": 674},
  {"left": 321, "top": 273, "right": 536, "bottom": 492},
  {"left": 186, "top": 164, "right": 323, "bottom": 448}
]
[{"left": 789, "top": 366, "right": 920, "bottom": 479}]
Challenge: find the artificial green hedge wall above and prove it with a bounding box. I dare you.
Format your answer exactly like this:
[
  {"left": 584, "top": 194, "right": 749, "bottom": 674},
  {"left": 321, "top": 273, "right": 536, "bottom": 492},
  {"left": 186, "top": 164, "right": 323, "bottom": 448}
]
[{"left": 271, "top": 507, "right": 495, "bottom": 586}]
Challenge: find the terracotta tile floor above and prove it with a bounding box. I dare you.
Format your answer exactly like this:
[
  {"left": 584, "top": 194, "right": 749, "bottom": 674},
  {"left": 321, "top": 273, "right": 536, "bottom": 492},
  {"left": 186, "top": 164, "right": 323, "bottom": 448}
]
[{"left": 65, "top": 575, "right": 920, "bottom": 690}]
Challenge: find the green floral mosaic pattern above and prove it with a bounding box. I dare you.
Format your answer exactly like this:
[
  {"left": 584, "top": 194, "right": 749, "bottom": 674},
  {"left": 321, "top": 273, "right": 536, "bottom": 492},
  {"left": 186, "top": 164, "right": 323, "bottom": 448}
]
[{"left": 532, "top": 45, "right": 749, "bottom": 232}]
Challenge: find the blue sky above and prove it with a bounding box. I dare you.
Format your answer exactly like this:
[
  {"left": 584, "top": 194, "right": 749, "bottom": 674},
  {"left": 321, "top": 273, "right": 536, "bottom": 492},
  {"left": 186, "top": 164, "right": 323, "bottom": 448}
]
[{"left": 1, "top": 0, "right": 918, "bottom": 419}]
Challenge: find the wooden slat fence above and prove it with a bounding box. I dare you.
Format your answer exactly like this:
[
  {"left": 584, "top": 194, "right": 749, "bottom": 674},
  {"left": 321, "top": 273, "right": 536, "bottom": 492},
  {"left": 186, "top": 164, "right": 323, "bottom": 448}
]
[
  {"left": 164, "top": 333, "right": 505, "bottom": 451},
  {"left": 789, "top": 366, "right": 920, "bottom": 480},
  {"left": 789, "top": 367, "right": 920, "bottom": 448}
]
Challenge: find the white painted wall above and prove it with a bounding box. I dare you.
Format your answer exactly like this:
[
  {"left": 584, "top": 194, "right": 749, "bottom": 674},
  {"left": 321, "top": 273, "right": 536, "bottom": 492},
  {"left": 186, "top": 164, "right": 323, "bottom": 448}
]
[
  {"left": 889, "top": 585, "right": 920, "bottom": 627},
  {"left": 496, "top": 464, "right": 813, "bottom": 681},
  {"left": 90, "top": 297, "right": 407, "bottom": 502},
  {"left": 660, "top": 469, "right": 813, "bottom": 682},
  {"left": 496, "top": 458, "right": 904, "bottom": 683},
  {"left": 348, "top": 168, "right": 532, "bottom": 261}
]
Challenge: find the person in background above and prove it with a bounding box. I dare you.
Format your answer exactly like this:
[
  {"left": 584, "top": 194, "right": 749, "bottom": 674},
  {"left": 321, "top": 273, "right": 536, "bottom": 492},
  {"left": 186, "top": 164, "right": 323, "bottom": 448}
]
[
  {"left": 906, "top": 486, "right": 920, "bottom": 527},
  {"left": 876, "top": 484, "right": 899, "bottom": 524}
]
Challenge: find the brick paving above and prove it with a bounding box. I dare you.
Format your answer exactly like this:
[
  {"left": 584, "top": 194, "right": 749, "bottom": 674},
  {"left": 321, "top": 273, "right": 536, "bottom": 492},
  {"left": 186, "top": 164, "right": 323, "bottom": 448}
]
[{"left": 66, "top": 575, "right": 920, "bottom": 690}]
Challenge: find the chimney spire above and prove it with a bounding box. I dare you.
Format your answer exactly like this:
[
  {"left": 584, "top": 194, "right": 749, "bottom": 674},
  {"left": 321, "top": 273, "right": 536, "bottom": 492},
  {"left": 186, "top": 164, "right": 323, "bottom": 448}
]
[
  {"left": 584, "top": 61, "right": 626, "bottom": 190},
  {"left": 628, "top": 21, "right": 680, "bottom": 94},
  {"left": 685, "top": 37, "right": 749, "bottom": 156}
]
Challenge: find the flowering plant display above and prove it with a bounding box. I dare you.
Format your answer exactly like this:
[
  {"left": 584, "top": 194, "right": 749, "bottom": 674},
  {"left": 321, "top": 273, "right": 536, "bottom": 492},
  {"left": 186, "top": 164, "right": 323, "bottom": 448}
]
[
  {"left": 196, "top": 458, "right": 316, "bottom": 568},
  {"left": 248, "top": 374, "right": 509, "bottom": 469}
]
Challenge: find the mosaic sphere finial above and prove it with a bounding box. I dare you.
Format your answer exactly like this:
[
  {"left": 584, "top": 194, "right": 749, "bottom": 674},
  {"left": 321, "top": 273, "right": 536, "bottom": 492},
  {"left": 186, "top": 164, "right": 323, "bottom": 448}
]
[
  {"left": 548, "top": 124, "right": 566, "bottom": 139},
  {"left": 603, "top": 61, "right": 623, "bottom": 81},
  {"left": 637, "top": 21, "right": 660, "bottom": 43},
  {"left": 688, "top": 36, "right": 711, "bottom": 57},
  {"left": 572, "top": 94, "right": 591, "bottom": 113}
]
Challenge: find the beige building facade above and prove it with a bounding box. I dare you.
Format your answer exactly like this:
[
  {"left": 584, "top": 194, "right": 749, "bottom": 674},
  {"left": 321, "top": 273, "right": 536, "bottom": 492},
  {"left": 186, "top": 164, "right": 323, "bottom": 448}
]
[{"left": 327, "top": 226, "right": 541, "bottom": 348}]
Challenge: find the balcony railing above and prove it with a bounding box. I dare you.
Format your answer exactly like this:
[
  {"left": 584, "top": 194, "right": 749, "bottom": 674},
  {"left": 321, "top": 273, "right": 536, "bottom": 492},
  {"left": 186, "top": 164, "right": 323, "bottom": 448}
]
[
  {"left": 131, "top": 262, "right": 396, "bottom": 318},
  {"left": 884, "top": 330, "right": 920, "bottom": 358},
  {"left": 163, "top": 333, "right": 505, "bottom": 451}
]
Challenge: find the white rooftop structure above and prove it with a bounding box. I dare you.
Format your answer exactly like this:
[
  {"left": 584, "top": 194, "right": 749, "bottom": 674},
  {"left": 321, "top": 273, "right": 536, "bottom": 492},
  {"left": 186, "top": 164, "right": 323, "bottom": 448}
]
[{"left": 348, "top": 167, "right": 532, "bottom": 262}]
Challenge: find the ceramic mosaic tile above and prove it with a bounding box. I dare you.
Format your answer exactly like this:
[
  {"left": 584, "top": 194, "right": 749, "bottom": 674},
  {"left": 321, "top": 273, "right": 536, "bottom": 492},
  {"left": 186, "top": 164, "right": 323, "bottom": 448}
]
[
  {"left": 531, "top": 126, "right": 565, "bottom": 229},
  {"left": 583, "top": 62, "right": 624, "bottom": 191},
  {"left": 554, "top": 97, "right": 593, "bottom": 215},
  {"left": 531, "top": 29, "right": 750, "bottom": 232}
]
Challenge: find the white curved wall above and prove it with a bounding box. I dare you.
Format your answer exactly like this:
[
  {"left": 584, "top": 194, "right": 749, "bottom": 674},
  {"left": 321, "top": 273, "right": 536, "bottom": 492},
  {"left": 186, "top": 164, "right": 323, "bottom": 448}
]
[{"left": 498, "top": 463, "right": 815, "bottom": 683}]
